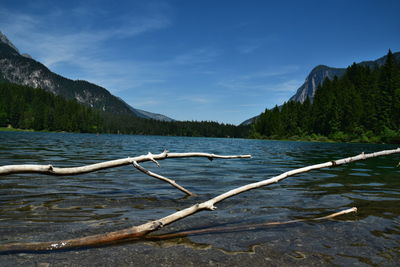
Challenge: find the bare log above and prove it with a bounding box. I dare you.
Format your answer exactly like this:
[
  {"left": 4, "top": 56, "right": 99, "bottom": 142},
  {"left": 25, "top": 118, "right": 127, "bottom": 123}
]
[
  {"left": 0, "top": 151, "right": 252, "bottom": 176},
  {"left": 0, "top": 148, "right": 399, "bottom": 252}
]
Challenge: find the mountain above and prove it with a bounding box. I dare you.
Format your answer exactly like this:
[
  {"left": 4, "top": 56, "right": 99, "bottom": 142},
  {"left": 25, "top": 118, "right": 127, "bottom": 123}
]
[
  {"left": 289, "top": 52, "right": 400, "bottom": 103},
  {"left": 116, "top": 97, "right": 174, "bottom": 122},
  {"left": 240, "top": 115, "right": 259, "bottom": 126},
  {"left": 288, "top": 65, "right": 345, "bottom": 103},
  {"left": 0, "top": 31, "right": 174, "bottom": 122},
  {"left": 241, "top": 51, "right": 400, "bottom": 125},
  {"left": 133, "top": 108, "right": 174, "bottom": 122}
]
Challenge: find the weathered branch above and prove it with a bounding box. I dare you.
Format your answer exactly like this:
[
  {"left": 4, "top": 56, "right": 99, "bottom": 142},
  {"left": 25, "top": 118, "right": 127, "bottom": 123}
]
[
  {"left": 146, "top": 207, "right": 358, "bottom": 240},
  {"left": 0, "top": 148, "right": 398, "bottom": 252},
  {"left": 0, "top": 151, "right": 252, "bottom": 176},
  {"left": 0, "top": 151, "right": 250, "bottom": 196},
  {"left": 132, "top": 160, "right": 194, "bottom": 196}
]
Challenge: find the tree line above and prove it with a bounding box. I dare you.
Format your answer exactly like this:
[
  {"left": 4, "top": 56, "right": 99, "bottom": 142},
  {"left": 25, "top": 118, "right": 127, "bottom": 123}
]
[
  {"left": 0, "top": 82, "right": 249, "bottom": 138},
  {"left": 251, "top": 50, "right": 400, "bottom": 143}
]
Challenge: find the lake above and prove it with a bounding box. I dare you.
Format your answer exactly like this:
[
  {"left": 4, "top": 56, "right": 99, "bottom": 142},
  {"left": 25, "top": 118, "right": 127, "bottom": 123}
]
[{"left": 0, "top": 131, "right": 399, "bottom": 266}]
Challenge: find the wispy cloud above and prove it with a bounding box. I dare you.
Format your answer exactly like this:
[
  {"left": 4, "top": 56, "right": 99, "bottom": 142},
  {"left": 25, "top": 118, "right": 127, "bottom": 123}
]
[
  {"left": 170, "top": 47, "right": 220, "bottom": 65},
  {"left": 0, "top": 3, "right": 178, "bottom": 95},
  {"left": 236, "top": 36, "right": 279, "bottom": 54},
  {"left": 270, "top": 79, "right": 302, "bottom": 93},
  {"left": 217, "top": 65, "right": 301, "bottom": 95},
  {"left": 238, "top": 65, "right": 300, "bottom": 80},
  {"left": 177, "top": 95, "right": 213, "bottom": 104},
  {"left": 0, "top": 5, "right": 170, "bottom": 66},
  {"left": 0, "top": 2, "right": 223, "bottom": 97},
  {"left": 237, "top": 44, "right": 261, "bottom": 54},
  {"left": 126, "top": 97, "right": 161, "bottom": 108},
  {"left": 218, "top": 78, "right": 302, "bottom": 95}
]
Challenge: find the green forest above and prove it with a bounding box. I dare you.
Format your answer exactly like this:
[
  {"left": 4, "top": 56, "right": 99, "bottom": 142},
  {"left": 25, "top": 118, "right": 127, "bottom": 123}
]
[
  {"left": 251, "top": 51, "right": 400, "bottom": 143},
  {"left": 0, "top": 82, "right": 249, "bottom": 138}
]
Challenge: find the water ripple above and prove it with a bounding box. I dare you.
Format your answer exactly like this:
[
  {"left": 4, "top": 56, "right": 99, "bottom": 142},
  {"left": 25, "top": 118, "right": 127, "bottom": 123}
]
[{"left": 0, "top": 132, "right": 399, "bottom": 265}]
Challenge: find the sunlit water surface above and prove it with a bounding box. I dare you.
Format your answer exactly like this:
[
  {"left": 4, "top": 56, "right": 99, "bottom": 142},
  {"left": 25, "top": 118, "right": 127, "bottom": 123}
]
[{"left": 0, "top": 132, "right": 399, "bottom": 265}]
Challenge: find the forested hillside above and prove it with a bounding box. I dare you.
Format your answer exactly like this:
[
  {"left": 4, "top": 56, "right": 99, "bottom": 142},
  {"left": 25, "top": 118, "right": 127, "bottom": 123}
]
[
  {"left": 251, "top": 51, "right": 400, "bottom": 143},
  {"left": 0, "top": 83, "right": 249, "bottom": 138},
  {"left": 0, "top": 83, "right": 103, "bottom": 132}
]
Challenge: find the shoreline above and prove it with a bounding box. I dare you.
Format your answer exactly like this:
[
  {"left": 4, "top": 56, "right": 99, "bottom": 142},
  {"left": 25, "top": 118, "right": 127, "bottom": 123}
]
[{"left": 2, "top": 126, "right": 398, "bottom": 144}]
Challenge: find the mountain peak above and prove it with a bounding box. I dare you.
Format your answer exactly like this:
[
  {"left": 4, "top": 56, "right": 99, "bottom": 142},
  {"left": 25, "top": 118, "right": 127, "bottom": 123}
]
[
  {"left": 310, "top": 64, "right": 342, "bottom": 73},
  {"left": 288, "top": 64, "right": 345, "bottom": 103},
  {"left": 0, "top": 31, "right": 20, "bottom": 54}
]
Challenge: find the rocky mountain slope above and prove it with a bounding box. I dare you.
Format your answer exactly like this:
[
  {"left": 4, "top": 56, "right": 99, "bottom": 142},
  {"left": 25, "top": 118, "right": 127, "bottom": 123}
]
[
  {"left": 0, "top": 31, "right": 174, "bottom": 122},
  {"left": 289, "top": 52, "right": 400, "bottom": 103},
  {"left": 288, "top": 65, "right": 345, "bottom": 103},
  {"left": 241, "top": 51, "right": 400, "bottom": 125}
]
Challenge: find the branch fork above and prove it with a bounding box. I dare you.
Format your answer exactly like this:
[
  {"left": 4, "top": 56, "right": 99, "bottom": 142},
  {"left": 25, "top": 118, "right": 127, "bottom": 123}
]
[
  {"left": 146, "top": 151, "right": 162, "bottom": 167},
  {"left": 131, "top": 159, "right": 194, "bottom": 196}
]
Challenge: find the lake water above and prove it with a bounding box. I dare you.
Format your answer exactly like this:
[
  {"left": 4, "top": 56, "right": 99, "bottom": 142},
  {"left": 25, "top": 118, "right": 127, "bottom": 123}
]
[{"left": 0, "top": 131, "right": 399, "bottom": 266}]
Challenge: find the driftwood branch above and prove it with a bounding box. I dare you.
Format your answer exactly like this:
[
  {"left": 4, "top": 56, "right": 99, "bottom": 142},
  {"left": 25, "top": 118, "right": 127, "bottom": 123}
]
[
  {"left": 0, "top": 151, "right": 250, "bottom": 196},
  {"left": 0, "top": 151, "right": 252, "bottom": 176},
  {"left": 132, "top": 160, "right": 195, "bottom": 196},
  {"left": 0, "top": 148, "right": 398, "bottom": 252}
]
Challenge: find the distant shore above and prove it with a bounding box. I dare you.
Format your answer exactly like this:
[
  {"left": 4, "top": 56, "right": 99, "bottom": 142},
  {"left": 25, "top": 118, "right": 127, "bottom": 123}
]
[
  {"left": 249, "top": 132, "right": 400, "bottom": 144},
  {"left": 2, "top": 126, "right": 399, "bottom": 144},
  {"left": 0, "top": 126, "right": 34, "bottom": 132}
]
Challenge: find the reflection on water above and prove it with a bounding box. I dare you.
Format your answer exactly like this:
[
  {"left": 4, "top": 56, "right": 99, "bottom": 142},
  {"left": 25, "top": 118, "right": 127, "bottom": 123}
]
[{"left": 0, "top": 131, "right": 399, "bottom": 265}]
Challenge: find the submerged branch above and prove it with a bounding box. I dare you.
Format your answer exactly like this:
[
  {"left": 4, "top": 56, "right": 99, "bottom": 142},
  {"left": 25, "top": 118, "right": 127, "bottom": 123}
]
[
  {"left": 0, "top": 148, "right": 399, "bottom": 252},
  {"left": 146, "top": 207, "right": 358, "bottom": 240}
]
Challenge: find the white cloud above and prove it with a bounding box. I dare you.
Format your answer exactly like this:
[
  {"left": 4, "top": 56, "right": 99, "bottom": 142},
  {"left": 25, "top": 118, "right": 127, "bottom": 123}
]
[
  {"left": 217, "top": 78, "right": 301, "bottom": 93},
  {"left": 170, "top": 47, "right": 220, "bottom": 65},
  {"left": 217, "top": 65, "right": 302, "bottom": 96},
  {"left": 126, "top": 98, "right": 161, "bottom": 108},
  {"left": 237, "top": 44, "right": 261, "bottom": 54},
  {"left": 0, "top": 3, "right": 177, "bottom": 94},
  {"left": 270, "top": 79, "right": 302, "bottom": 93},
  {"left": 177, "top": 95, "right": 213, "bottom": 104},
  {"left": 0, "top": 8, "right": 170, "bottom": 66},
  {"left": 239, "top": 65, "right": 300, "bottom": 80},
  {"left": 0, "top": 3, "right": 221, "bottom": 97},
  {"left": 236, "top": 36, "right": 279, "bottom": 54}
]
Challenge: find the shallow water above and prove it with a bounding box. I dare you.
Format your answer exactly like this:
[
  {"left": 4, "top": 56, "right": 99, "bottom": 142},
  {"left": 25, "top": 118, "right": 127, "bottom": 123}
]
[{"left": 0, "top": 132, "right": 399, "bottom": 266}]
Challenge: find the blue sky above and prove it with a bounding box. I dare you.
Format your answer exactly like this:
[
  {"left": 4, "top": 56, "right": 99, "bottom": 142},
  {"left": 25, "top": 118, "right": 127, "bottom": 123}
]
[{"left": 1, "top": 0, "right": 399, "bottom": 124}]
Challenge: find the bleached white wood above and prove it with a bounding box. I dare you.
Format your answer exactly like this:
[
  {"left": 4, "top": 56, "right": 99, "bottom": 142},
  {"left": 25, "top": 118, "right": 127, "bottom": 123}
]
[
  {"left": 132, "top": 160, "right": 194, "bottom": 196},
  {"left": 0, "top": 151, "right": 250, "bottom": 195},
  {"left": 0, "top": 150, "right": 251, "bottom": 175}
]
